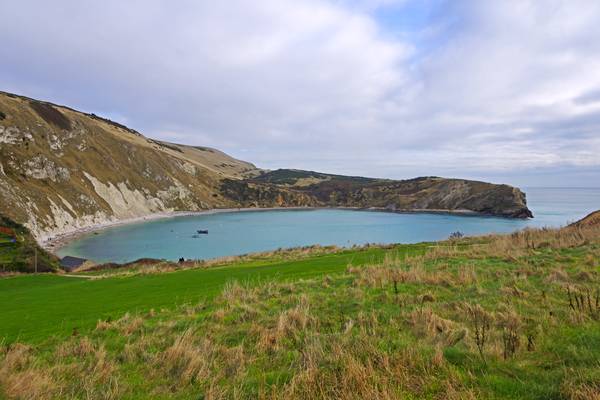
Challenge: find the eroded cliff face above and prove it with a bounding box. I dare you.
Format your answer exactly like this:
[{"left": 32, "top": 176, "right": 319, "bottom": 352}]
[
  {"left": 0, "top": 91, "right": 532, "bottom": 244},
  {"left": 0, "top": 92, "right": 260, "bottom": 242}
]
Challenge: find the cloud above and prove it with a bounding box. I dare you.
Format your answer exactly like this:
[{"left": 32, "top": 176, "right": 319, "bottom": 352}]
[
  {"left": 1, "top": 0, "right": 599, "bottom": 186},
  {"left": 575, "top": 88, "right": 600, "bottom": 105}
]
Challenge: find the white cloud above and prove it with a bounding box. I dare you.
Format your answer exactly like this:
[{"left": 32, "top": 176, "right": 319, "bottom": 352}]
[{"left": 1, "top": 0, "right": 599, "bottom": 186}]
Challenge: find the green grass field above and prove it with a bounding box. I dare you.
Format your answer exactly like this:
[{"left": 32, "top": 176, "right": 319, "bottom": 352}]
[
  {"left": 1, "top": 226, "right": 599, "bottom": 399},
  {"left": 0, "top": 244, "right": 427, "bottom": 343}
]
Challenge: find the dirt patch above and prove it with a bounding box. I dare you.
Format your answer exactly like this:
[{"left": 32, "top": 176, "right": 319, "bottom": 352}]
[{"left": 29, "top": 101, "right": 71, "bottom": 130}]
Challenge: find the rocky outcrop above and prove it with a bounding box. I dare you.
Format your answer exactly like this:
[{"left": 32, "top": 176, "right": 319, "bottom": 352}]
[{"left": 0, "top": 91, "right": 532, "bottom": 244}]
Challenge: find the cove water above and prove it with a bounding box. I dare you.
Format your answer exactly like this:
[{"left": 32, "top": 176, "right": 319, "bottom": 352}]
[{"left": 57, "top": 187, "right": 600, "bottom": 263}]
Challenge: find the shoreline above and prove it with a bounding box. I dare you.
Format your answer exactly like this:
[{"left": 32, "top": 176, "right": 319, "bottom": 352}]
[
  {"left": 41, "top": 207, "right": 314, "bottom": 253},
  {"left": 42, "top": 206, "right": 510, "bottom": 256}
]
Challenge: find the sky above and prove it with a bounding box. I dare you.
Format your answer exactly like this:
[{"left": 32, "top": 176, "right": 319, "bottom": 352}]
[{"left": 2, "top": 0, "right": 600, "bottom": 187}]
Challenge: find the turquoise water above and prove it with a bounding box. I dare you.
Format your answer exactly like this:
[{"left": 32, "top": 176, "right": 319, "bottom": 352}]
[{"left": 58, "top": 187, "right": 600, "bottom": 263}]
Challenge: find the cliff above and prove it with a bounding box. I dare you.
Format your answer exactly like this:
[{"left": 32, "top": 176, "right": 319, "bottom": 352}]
[
  {"left": 0, "top": 91, "right": 532, "bottom": 244},
  {"left": 236, "top": 169, "right": 532, "bottom": 218},
  {"left": 0, "top": 91, "right": 261, "bottom": 242}
]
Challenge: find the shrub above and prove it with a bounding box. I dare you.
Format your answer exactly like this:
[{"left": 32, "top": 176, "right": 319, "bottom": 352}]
[
  {"left": 449, "top": 231, "right": 464, "bottom": 240},
  {"left": 465, "top": 304, "right": 493, "bottom": 363}
]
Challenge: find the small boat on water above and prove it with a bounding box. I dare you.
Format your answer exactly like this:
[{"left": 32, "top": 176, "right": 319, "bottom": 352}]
[{"left": 196, "top": 229, "right": 209, "bottom": 234}]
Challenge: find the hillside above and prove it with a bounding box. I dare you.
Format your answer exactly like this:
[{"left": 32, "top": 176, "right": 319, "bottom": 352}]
[
  {"left": 0, "top": 91, "right": 532, "bottom": 246},
  {"left": 0, "top": 91, "right": 264, "bottom": 243},
  {"left": 572, "top": 210, "right": 600, "bottom": 228},
  {"left": 1, "top": 220, "right": 599, "bottom": 399}
]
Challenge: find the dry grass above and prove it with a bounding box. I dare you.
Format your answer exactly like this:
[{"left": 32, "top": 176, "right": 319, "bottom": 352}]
[
  {"left": 475, "top": 225, "right": 600, "bottom": 258},
  {"left": 409, "top": 307, "right": 467, "bottom": 347},
  {"left": 220, "top": 280, "right": 258, "bottom": 304},
  {"left": 117, "top": 314, "right": 144, "bottom": 336},
  {"left": 0, "top": 344, "right": 54, "bottom": 400},
  {"left": 159, "top": 328, "right": 215, "bottom": 385},
  {"left": 95, "top": 319, "right": 113, "bottom": 331},
  {"left": 56, "top": 337, "right": 96, "bottom": 359},
  {"left": 561, "top": 375, "right": 600, "bottom": 400},
  {"left": 349, "top": 260, "right": 472, "bottom": 289},
  {"left": 546, "top": 268, "right": 570, "bottom": 284},
  {"left": 276, "top": 301, "right": 312, "bottom": 339},
  {"left": 0, "top": 339, "right": 121, "bottom": 400},
  {"left": 274, "top": 333, "right": 469, "bottom": 400}
]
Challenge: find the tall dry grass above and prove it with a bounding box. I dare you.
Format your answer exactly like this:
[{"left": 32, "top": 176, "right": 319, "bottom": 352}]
[
  {"left": 159, "top": 328, "right": 215, "bottom": 385},
  {"left": 0, "top": 344, "right": 54, "bottom": 400},
  {"left": 472, "top": 225, "right": 600, "bottom": 259},
  {"left": 0, "top": 338, "right": 121, "bottom": 400}
]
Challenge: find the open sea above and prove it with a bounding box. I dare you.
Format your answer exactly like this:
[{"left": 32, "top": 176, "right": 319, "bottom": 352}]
[{"left": 57, "top": 187, "right": 600, "bottom": 263}]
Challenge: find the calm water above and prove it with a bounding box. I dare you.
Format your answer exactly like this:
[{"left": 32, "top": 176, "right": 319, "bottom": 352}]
[{"left": 58, "top": 187, "right": 600, "bottom": 263}]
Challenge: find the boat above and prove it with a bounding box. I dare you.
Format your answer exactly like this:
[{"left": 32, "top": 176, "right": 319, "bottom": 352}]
[{"left": 196, "top": 229, "right": 209, "bottom": 234}]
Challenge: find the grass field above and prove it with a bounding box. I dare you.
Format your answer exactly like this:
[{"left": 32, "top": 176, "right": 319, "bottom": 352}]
[
  {"left": 0, "top": 244, "right": 427, "bottom": 343},
  {"left": 1, "top": 226, "right": 599, "bottom": 399}
]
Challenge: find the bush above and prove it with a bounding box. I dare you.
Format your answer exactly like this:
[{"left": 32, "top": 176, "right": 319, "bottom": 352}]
[
  {"left": 449, "top": 231, "right": 464, "bottom": 240},
  {"left": 0, "top": 110, "right": 6, "bottom": 120}
]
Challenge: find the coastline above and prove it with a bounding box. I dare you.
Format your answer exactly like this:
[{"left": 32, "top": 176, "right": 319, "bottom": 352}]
[
  {"left": 43, "top": 206, "right": 492, "bottom": 255},
  {"left": 42, "top": 207, "right": 314, "bottom": 253}
]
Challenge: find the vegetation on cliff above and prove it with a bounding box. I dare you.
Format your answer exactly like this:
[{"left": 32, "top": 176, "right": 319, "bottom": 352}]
[
  {"left": 1, "top": 218, "right": 599, "bottom": 399},
  {"left": 0, "top": 215, "right": 58, "bottom": 273}
]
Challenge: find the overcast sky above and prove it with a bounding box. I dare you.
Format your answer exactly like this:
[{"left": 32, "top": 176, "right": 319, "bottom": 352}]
[{"left": 2, "top": 0, "right": 600, "bottom": 187}]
